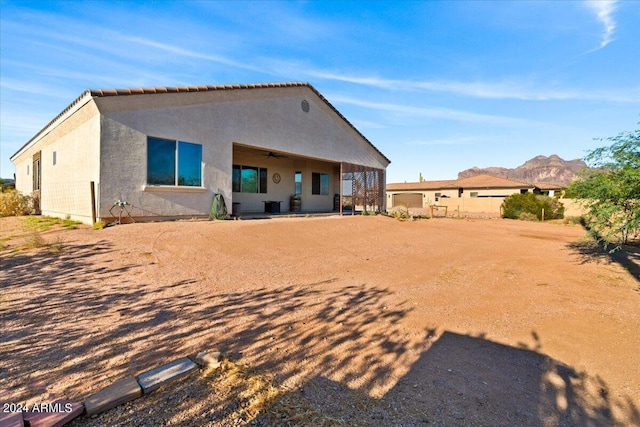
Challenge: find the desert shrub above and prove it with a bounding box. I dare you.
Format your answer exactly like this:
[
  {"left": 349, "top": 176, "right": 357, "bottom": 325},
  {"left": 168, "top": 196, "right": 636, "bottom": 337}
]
[
  {"left": 24, "top": 230, "right": 46, "bottom": 249},
  {"left": 389, "top": 206, "right": 412, "bottom": 221},
  {"left": 563, "top": 216, "right": 585, "bottom": 226},
  {"left": 0, "top": 191, "right": 35, "bottom": 217},
  {"left": 518, "top": 212, "right": 539, "bottom": 221},
  {"left": 502, "top": 193, "right": 564, "bottom": 221}
]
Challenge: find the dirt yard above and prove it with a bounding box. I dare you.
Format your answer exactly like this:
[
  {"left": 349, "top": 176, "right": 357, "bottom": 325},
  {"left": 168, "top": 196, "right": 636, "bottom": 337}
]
[{"left": 1, "top": 215, "right": 639, "bottom": 426}]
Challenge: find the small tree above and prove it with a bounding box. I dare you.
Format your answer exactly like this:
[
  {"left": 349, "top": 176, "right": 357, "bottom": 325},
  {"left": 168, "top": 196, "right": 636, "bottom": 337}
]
[
  {"left": 568, "top": 128, "right": 640, "bottom": 249},
  {"left": 502, "top": 192, "right": 564, "bottom": 221}
]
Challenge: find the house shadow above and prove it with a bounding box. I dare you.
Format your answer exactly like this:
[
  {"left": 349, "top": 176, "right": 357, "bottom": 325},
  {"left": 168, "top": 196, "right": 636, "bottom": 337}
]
[
  {"left": 3, "top": 246, "right": 639, "bottom": 426},
  {"left": 255, "top": 331, "right": 640, "bottom": 426}
]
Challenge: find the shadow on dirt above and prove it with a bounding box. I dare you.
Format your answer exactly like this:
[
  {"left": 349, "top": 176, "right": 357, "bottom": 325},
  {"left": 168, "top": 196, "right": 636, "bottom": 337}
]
[
  {"left": 568, "top": 239, "right": 640, "bottom": 282},
  {"left": 254, "top": 331, "right": 640, "bottom": 426},
  {"left": 2, "top": 242, "right": 639, "bottom": 426}
]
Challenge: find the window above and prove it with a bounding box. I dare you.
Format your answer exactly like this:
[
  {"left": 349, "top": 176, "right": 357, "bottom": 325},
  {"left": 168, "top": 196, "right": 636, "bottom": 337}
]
[
  {"left": 33, "top": 159, "right": 40, "bottom": 191},
  {"left": 312, "top": 172, "right": 329, "bottom": 195},
  {"left": 147, "top": 137, "right": 202, "bottom": 186},
  {"left": 233, "top": 164, "right": 267, "bottom": 193},
  {"left": 53, "top": 151, "right": 57, "bottom": 165},
  {"left": 470, "top": 192, "right": 479, "bottom": 198},
  {"left": 294, "top": 171, "right": 302, "bottom": 195}
]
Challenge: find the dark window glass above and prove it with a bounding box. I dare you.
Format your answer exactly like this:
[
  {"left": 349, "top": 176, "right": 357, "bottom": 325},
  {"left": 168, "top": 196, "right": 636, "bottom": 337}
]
[
  {"left": 259, "top": 168, "right": 268, "bottom": 193},
  {"left": 177, "top": 141, "right": 202, "bottom": 186},
  {"left": 33, "top": 160, "right": 40, "bottom": 190},
  {"left": 312, "top": 172, "right": 329, "bottom": 195},
  {"left": 147, "top": 137, "right": 176, "bottom": 185},
  {"left": 232, "top": 165, "right": 241, "bottom": 192},
  {"left": 233, "top": 165, "right": 267, "bottom": 193},
  {"left": 320, "top": 173, "right": 329, "bottom": 195},
  {"left": 241, "top": 166, "right": 258, "bottom": 193}
]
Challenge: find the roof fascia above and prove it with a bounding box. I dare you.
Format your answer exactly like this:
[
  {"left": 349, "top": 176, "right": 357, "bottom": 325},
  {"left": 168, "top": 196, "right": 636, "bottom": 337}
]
[{"left": 10, "top": 90, "right": 93, "bottom": 162}]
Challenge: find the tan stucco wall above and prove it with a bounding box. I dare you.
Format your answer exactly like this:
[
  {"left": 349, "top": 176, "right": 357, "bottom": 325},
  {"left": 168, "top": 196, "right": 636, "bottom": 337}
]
[
  {"left": 96, "top": 86, "right": 385, "bottom": 219},
  {"left": 232, "top": 150, "right": 337, "bottom": 213},
  {"left": 12, "top": 100, "right": 101, "bottom": 223},
  {"left": 559, "top": 199, "right": 587, "bottom": 217},
  {"left": 461, "top": 188, "right": 528, "bottom": 198},
  {"left": 388, "top": 187, "right": 532, "bottom": 209}
]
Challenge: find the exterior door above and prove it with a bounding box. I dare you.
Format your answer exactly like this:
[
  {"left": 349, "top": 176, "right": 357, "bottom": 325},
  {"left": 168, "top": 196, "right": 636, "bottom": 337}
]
[{"left": 32, "top": 151, "right": 41, "bottom": 213}]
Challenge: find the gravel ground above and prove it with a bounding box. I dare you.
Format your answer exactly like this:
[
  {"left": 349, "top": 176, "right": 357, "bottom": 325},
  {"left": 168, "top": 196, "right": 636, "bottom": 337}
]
[{"left": 1, "top": 215, "right": 639, "bottom": 426}]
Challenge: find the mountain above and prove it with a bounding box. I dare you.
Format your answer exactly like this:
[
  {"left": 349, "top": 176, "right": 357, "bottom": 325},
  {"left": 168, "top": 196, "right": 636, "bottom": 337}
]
[{"left": 458, "top": 155, "right": 587, "bottom": 187}]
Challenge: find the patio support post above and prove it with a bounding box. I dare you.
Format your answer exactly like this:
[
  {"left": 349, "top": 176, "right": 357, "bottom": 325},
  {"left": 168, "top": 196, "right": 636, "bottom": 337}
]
[{"left": 340, "top": 162, "right": 343, "bottom": 216}]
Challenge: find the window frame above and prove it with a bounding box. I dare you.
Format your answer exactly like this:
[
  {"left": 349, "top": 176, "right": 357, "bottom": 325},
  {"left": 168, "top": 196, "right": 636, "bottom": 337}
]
[
  {"left": 294, "top": 171, "right": 302, "bottom": 195},
  {"left": 147, "top": 136, "right": 202, "bottom": 187},
  {"left": 232, "top": 164, "right": 268, "bottom": 194},
  {"left": 312, "top": 172, "right": 329, "bottom": 195}
]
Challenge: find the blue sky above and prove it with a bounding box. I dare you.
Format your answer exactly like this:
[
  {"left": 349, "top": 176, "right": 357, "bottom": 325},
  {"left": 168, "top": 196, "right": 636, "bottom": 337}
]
[{"left": 1, "top": 0, "right": 638, "bottom": 183}]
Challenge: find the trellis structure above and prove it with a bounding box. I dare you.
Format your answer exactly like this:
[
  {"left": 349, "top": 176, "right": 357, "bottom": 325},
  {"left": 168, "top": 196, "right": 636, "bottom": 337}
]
[{"left": 340, "top": 162, "right": 386, "bottom": 214}]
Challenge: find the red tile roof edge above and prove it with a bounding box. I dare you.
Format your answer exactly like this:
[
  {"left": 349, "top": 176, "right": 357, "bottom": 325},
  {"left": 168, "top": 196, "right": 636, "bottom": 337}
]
[
  {"left": 12, "top": 82, "right": 390, "bottom": 165},
  {"left": 387, "top": 174, "right": 562, "bottom": 191}
]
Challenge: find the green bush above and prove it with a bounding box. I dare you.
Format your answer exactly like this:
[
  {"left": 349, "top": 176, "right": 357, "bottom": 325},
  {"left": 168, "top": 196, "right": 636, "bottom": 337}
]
[
  {"left": 0, "top": 191, "right": 35, "bottom": 217},
  {"left": 518, "top": 212, "right": 539, "bottom": 221},
  {"left": 502, "top": 193, "right": 564, "bottom": 221}
]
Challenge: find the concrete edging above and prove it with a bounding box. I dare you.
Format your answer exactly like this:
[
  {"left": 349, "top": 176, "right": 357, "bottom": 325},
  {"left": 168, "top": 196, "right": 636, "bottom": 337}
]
[{"left": 5, "top": 351, "right": 221, "bottom": 426}]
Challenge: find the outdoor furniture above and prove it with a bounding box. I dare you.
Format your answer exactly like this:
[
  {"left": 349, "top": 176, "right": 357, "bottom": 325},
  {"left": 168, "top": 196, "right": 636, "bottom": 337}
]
[{"left": 263, "top": 201, "right": 282, "bottom": 214}]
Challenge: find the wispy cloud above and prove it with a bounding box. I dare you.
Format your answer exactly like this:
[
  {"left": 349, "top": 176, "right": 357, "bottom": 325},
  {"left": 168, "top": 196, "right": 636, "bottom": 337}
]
[
  {"left": 585, "top": 0, "right": 618, "bottom": 48},
  {"left": 328, "top": 95, "right": 537, "bottom": 126},
  {"left": 121, "top": 36, "right": 260, "bottom": 71},
  {"left": 406, "top": 136, "right": 486, "bottom": 146},
  {"left": 307, "top": 70, "right": 638, "bottom": 103}
]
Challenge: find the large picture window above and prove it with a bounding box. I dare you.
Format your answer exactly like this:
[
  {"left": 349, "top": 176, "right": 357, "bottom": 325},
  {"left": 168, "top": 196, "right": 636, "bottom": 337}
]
[
  {"left": 233, "top": 164, "right": 267, "bottom": 193},
  {"left": 147, "top": 137, "right": 202, "bottom": 186},
  {"left": 312, "top": 172, "right": 329, "bottom": 195}
]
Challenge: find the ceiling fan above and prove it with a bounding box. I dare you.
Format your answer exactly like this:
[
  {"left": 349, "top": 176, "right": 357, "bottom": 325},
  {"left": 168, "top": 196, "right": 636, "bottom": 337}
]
[{"left": 265, "top": 151, "right": 288, "bottom": 159}]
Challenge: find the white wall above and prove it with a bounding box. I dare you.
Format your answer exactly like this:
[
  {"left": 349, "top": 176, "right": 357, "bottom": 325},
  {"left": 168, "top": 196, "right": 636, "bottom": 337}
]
[{"left": 11, "top": 101, "right": 101, "bottom": 223}]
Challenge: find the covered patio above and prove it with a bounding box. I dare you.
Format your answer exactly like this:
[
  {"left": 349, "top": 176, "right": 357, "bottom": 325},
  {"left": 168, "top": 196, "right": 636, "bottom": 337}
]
[{"left": 231, "top": 144, "right": 385, "bottom": 216}]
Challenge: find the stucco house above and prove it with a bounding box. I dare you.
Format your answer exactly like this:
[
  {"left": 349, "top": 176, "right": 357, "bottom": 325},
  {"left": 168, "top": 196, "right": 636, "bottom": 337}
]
[
  {"left": 10, "top": 82, "right": 390, "bottom": 224},
  {"left": 387, "top": 174, "right": 536, "bottom": 209}
]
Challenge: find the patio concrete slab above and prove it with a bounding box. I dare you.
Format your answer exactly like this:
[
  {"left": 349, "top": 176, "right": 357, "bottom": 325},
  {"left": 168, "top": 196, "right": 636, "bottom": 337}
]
[
  {"left": 137, "top": 357, "right": 198, "bottom": 394},
  {"left": 23, "top": 400, "right": 83, "bottom": 427},
  {"left": 84, "top": 377, "right": 141, "bottom": 416}
]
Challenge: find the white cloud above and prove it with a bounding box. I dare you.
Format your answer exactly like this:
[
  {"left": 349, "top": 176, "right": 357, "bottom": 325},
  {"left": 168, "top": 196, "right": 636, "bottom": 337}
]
[
  {"left": 327, "top": 95, "right": 537, "bottom": 126},
  {"left": 585, "top": 0, "right": 618, "bottom": 48},
  {"left": 306, "top": 70, "right": 638, "bottom": 103}
]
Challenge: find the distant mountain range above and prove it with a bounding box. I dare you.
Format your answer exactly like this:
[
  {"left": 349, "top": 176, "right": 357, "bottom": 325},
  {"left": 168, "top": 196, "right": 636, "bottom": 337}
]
[{"left": 458, "top": 155, "right": 587, "bottom": 187}]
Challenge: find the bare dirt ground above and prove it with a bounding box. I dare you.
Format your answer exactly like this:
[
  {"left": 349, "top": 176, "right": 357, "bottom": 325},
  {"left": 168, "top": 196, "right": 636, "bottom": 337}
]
[{"left": 1, "top": 215, "right": 639, "bottom": 426}]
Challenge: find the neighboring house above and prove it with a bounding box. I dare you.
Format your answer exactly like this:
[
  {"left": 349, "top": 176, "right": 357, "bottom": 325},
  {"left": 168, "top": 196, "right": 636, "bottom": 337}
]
[
  {"left": 387, "top": 174, "right": 536, "bottom": 209},
  {"left": 10, "top": 82, "right": 390, "bottom": 224},
  {"left": 532, "top": 182, "right": 563, "bottom": 197}
]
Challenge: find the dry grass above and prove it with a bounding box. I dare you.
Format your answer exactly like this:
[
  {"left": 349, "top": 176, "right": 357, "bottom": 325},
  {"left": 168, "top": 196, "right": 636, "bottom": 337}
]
[
  {"left": 21, "top": 230, "right": 64, "bottom": 253},
  {"left": 0, "top": 191, "right": 35, "bottom": 217}
]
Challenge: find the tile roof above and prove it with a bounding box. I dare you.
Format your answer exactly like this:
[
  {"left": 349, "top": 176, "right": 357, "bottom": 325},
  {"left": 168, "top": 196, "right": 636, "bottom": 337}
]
[
  {"left": 533, "top": 182, "right": 564, "bottom": 190},
  {"left": 12, "top": 82, "right": 390, "bottom": 165},
  {"left": 387, "top": 174, "right": 536, "bottom": 191},
  {"left": 386, "top": 180, "right": 458, "bottom": 191},
  {"left": 455, "top": 174, "right": 534, "bottom": 189}
]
